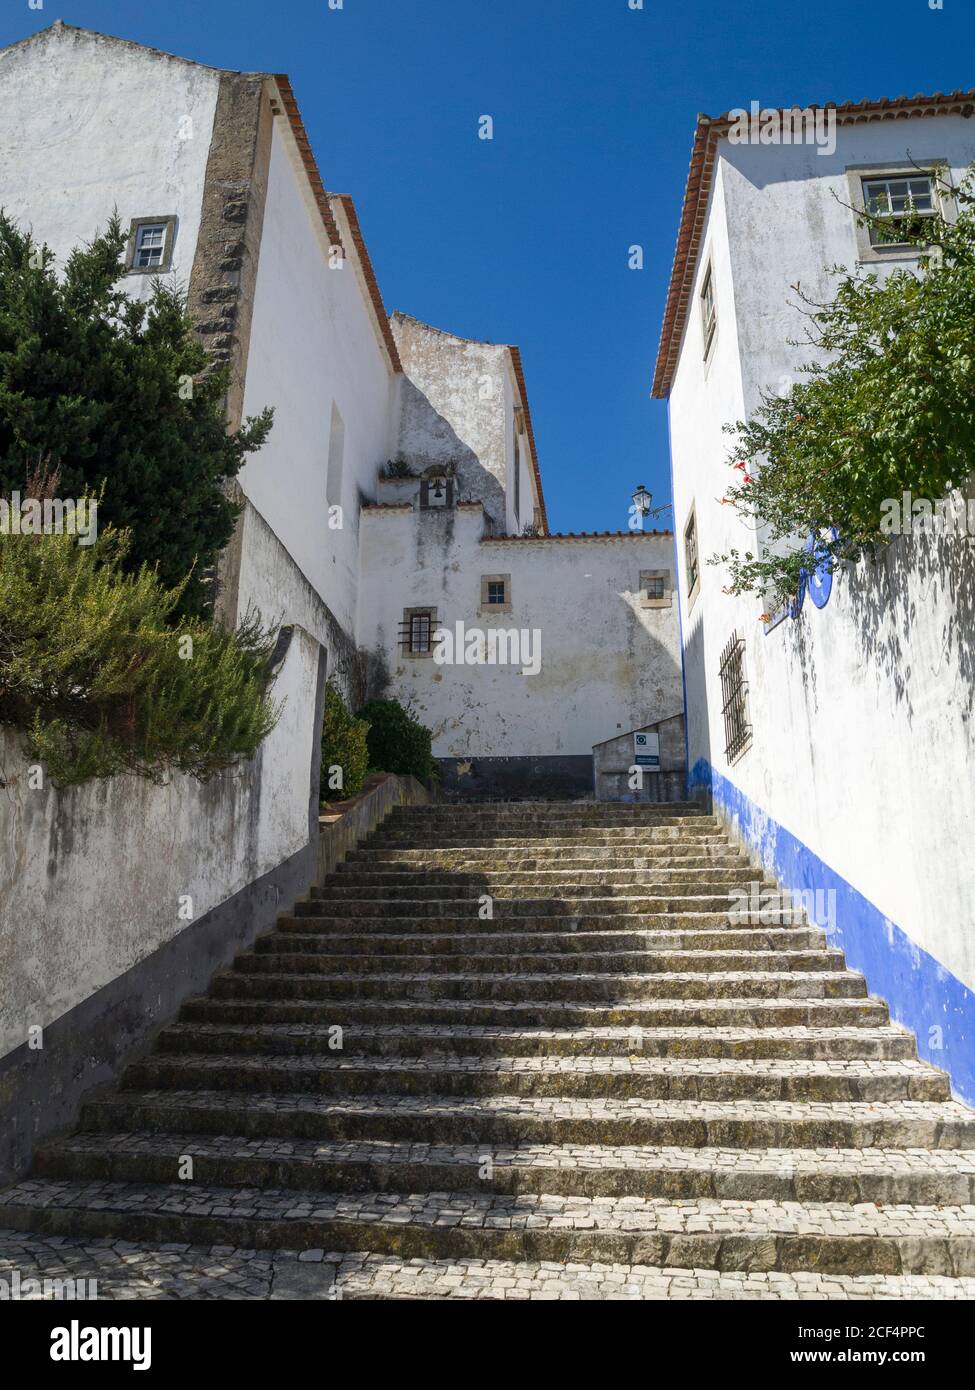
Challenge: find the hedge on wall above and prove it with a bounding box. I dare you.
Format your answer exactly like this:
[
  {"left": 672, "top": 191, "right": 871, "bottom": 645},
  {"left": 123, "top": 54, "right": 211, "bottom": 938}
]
[
  {"left": 358, "top": 697, "right": 436, "bottom": 783},
  {"left": 320, "top": 683, "right": 370, "bottom": 800}
]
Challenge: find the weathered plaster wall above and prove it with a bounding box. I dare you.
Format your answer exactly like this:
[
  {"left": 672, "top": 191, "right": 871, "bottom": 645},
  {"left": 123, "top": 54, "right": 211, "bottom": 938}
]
[
  {"left": 237, "top": 118, "right": 398, "bottom": 637},
  {"left": 0, "top": 624, "right": 321, "bottom": 1065},
  {"left": 358, "top": 504, "right": 682, "bottom": 759},
  {"left": 667, "top": 115, "right": 975, "bottom": 1096},
  {"left": 391, "top": 314, "right": 512, "bottom": 532},
  {"left": 0, "top": 25, "right": 219, "bottom": 303}
]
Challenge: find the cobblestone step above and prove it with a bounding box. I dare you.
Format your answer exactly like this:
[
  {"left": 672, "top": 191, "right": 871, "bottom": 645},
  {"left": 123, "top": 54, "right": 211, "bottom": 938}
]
[
  {"left": 118, "top": 1054, "right": 949, "bottom": 1103},
  {"left": 34, "top": 1133, "right": 975, "bottom": 1204},
  {"left": 213, "top": 967, "right": 868, "bottom": 1003},
  {"left": 324, "top": 868, "right": 767, "bottom": 888},
  {"left": 280, "top": 910, "right": 812, "bottom": 933},
  {"left": 180, "top": 994, "right": 890, "bottom": 1028},
  {"left": 346, "top": 847, "right": 750, "bottom": 867},
  {"left": 246, "top": 947, "right": 846, "bottom": 976},
  {"left": 3, "top": 1230, "right": 973, "bottom": 1300},
  {"left": 369, "top": 828, "right": 728, "bottom": 846},
  {"left": 4, "top": 1230, "right": 975, "bottom": 1300},
  {"left": 262, "top": 927, "right": 830, "bottom": 954},
  {"left": 77, "top": 1092, "right": 975, "bottom": 1149},
  {"left": 4, "top": 1180, "right": 975, "bottom": 1274},
  {"left": 157, "top": 1021, "right": 918, "bottom": 1061}
]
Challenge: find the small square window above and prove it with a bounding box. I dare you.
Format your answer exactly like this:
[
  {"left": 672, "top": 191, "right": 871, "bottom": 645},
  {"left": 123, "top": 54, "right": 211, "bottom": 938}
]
[
  {"left": 640, "top": 569, "right": 672, "bottom": 609},
  {"left": 480, "top": 574, "right": 511, "bottom": 612},
  {"left": 125, "top": 216, "right": 177, "bottom": 275},
  {"left": 700, "top": 263, "right": 716, "bottom": 358},
  {"left": 399, "top": 607, "right": 437, "bottom": 657}
]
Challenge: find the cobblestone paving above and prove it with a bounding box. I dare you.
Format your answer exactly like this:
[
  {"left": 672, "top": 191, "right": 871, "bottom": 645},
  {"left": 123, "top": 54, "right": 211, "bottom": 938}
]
[{"left": 2, "top": 1233, "right": 974, "bottom": 1301}]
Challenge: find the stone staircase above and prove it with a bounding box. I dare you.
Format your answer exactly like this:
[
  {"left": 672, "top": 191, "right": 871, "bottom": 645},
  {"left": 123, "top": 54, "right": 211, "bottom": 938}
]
[{"left": 3, "top": 799, "right": 975, "bottom": 1300}]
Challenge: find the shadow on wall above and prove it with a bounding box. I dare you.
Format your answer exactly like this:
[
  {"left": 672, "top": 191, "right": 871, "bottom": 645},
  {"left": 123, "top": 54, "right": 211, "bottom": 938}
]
[
  {"left": 398, "top": 377, "right": 508, "bottom": 533},
  {"left": 845, "top": 521, "right": 975, "bottom": 724},
  {"left": 682, "top": 609, "right": 713, "bottom": 807}
]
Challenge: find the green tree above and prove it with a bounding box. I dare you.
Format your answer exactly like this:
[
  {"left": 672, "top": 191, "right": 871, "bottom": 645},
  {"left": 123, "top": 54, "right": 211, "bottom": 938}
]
[
  {"left": 712, "top": 165, "right": 975, "bottom": 612},
  {"left": 0, "top": 211, "right": 272, "bottom": 618},
  {"left": 0, "top": 518, "right": 281, "bottom": 787}
]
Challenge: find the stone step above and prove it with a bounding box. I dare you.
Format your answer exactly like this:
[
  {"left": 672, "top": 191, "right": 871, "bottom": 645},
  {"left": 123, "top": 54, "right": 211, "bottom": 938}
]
[
  {"left": 118, "top": 1054, "right": 949, "bottom": 1103},
  {"left": 386, "top": 806, "right": 712, "bottom": 825},
  {"left": 326, "top": 868, "right": 767, "bottom": 888},
  {"left": 346, "top": 846, "right": 750, "bottom": 867},
  {"left": 247, "top": 946, "right": 845, "bottom": 977},
  {"left": 368, "top": 829, "right": 729, "bottom": 847},
  {"left": 215, "top": 967, "right": 867, "bottom": 1002},
  {"left": 34, "top": 1132, "right": 975, "bottom": 1204},
  {"left": 4, "top": 1231, "right": 973, "bottom": 1300},
  {"left": 278, "top": 910, "right": 813, "bottom": 934},
  {"left": 262, "top": 927, "right": 830, "bottom": 955},
  {"left": 311, "top": 879, "right": 773, "bottom": 902},
  {"left": 293, "top": 895, "right": 791, "bottom": 918},
  {"left": 4, "top": 1179, "right": 975, "bottom": 1273},
  {"left": 180, "top": 994, "right": 889, "bottom": 1029},
  {"left": 252, "top": 948, "right": 849, "bottom": 978},
  {"left": 157, "top": 1021, "right": 918, "bottom": 1062},
  {"left": 77, "top": 1092, "right": 975, "bottom": 1150}
]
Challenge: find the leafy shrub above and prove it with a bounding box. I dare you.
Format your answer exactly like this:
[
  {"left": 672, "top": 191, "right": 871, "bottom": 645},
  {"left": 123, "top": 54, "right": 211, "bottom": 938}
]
[
  {"left": 358, "top": 697, "right": 436, "bottom": 782},
  {"left": 0, "top": 522, "right": 280, "bottom": 786},
  {"left": 320, "top": 683, "right": 370, "bottom": 799}
]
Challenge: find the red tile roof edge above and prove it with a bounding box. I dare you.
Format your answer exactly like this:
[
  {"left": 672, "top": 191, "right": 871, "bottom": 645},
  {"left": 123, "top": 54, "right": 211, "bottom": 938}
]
[
  {"left": 652, "top": 90, "right": 975, "bottom": 399},
  {"left": 329, "top": 194, "right": 402, "bottom": 373}
]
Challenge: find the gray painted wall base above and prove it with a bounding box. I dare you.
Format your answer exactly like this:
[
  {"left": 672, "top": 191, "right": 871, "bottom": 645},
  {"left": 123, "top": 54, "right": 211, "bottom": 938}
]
[
  {"left": 437, "top": 755, "right": 594, "bottom": 800},
  {"left": 0, "top": 841, "right": 316, "bottom": 1185}
]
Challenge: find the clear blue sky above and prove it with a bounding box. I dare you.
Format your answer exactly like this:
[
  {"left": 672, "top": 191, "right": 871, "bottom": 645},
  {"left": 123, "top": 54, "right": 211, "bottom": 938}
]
[{"left": 4, "top": 1, "right": 974, "bottom": 532}]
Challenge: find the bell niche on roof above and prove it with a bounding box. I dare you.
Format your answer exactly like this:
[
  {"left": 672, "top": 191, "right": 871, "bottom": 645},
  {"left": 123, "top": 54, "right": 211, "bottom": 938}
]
[{"left": 419, "top": 466, "right": 455, "bottom": 510}]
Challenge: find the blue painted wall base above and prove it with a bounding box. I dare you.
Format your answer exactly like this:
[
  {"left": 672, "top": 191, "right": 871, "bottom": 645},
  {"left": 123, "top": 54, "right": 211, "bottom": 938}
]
[{"left": 690, "top": 757, "right": 975, "bottom": 1107}]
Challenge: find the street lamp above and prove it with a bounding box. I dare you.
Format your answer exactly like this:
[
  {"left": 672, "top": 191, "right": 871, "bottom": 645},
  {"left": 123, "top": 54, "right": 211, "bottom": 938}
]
[{"left": 631, "top": 484, "right": 672, "bottom": 530}]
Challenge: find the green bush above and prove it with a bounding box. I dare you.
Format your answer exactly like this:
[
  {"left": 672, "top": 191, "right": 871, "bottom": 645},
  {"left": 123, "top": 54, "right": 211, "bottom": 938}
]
[
  {"left": 358, "top": 697, "right": 436, "bottom": 782},
  {"left": 320, "top": 683, "right": 370, "bottom": 800},
  {"left": 0, "top": 522, "right": 280, "bottom": 786}
]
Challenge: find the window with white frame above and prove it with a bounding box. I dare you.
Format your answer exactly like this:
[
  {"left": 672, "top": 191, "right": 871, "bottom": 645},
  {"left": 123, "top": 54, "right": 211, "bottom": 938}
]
[
  {"left": 125, "top": 216, "right": 177, "bottom": 274},
  {"left": 862, "top": 174, "right": 936, "bottom": 247},
  {"left": 700, "top": 263, "right": 716, "bottom": 358},
  {"left": 684, "top": 507, "right": 700, "bottom": 602}
]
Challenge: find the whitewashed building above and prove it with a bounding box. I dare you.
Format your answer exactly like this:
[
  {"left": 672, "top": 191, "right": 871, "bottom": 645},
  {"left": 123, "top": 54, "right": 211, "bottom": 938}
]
[{"left": 653, "top": 91, "right": 975, "bottom": 1103}]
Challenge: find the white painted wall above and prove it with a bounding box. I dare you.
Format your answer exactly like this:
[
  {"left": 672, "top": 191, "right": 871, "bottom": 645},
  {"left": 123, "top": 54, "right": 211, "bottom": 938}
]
[
  {"left": 238, "top": 119, "right": 398, "bottom": 637},
  {"left": 0, "top": 25, "right": 218, "bottom": 302},
  {"left": 668, "top": 115, "right": 975, "bottom": 993},
  {"left": 358, "top": 504, "right": 682, "bottom": 757}
]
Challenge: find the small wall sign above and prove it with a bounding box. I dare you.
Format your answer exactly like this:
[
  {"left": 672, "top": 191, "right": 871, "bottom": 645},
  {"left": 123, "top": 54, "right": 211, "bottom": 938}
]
[{"left": 633, "top": 731, "right": 660, "bottom": 769}]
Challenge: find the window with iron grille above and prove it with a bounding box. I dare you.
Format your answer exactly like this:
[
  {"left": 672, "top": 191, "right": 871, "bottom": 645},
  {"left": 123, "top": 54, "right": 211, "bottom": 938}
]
[
  {"left": 399, "top": 607, "right": 437, "bottom": 657},
  {"left": 719, "top": 631, "right": 752, "bottom": 763}
]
